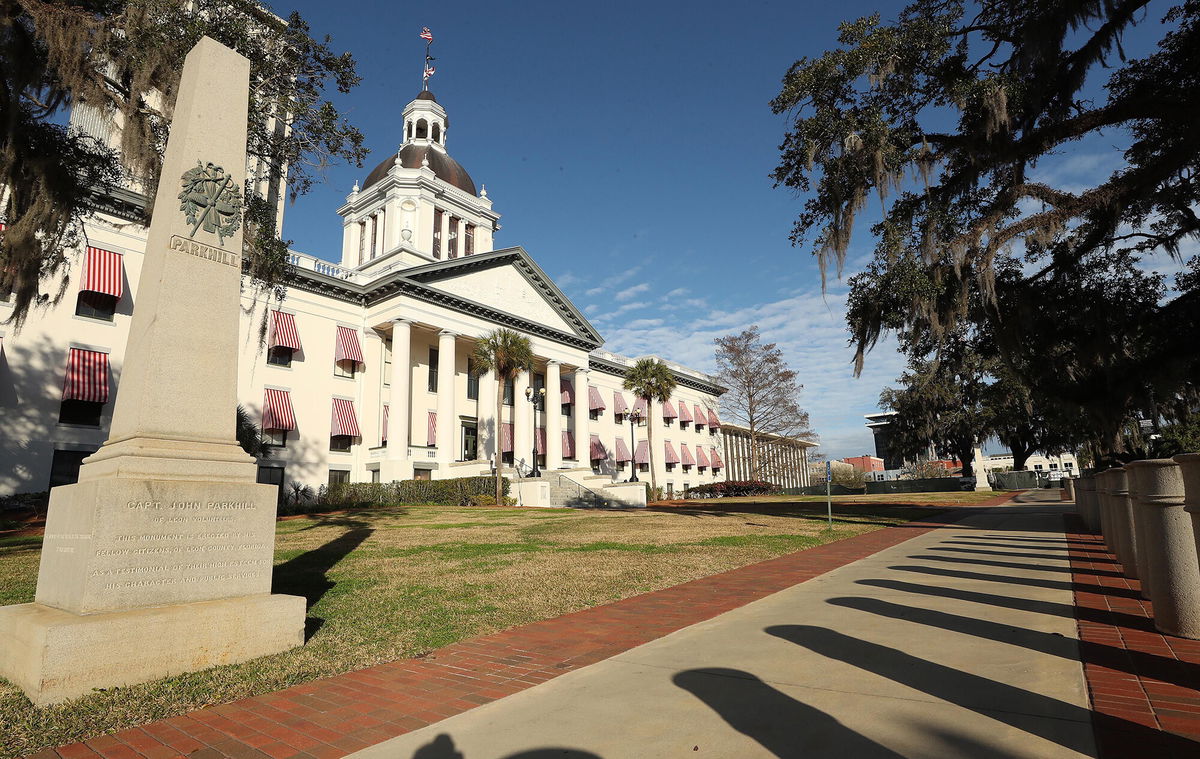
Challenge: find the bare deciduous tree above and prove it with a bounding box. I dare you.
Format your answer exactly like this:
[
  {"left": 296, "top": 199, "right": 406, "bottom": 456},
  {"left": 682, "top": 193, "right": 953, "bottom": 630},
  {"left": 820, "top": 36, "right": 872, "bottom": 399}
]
[{"left": 715, "top": 327, "right": 816, "bottom": 481}]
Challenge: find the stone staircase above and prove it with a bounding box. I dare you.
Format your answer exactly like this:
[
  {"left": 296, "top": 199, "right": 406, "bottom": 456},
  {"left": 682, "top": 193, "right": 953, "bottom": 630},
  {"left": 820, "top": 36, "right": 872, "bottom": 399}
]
[{"left": 524, "top": 469, "right": 613, "bottom": 508}]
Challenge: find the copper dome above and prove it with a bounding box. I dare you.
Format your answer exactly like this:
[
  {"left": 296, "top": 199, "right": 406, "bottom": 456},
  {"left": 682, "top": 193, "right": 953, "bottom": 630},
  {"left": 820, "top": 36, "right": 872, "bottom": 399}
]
[{"left": 361, "top": 143, "right": 476, "bottom": 195}]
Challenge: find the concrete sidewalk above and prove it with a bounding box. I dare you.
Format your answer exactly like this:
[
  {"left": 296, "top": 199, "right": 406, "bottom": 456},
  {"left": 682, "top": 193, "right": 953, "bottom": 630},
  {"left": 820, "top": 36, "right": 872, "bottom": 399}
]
[{"left": 353, "top": 496, "right": 1099, "bottom": 758}]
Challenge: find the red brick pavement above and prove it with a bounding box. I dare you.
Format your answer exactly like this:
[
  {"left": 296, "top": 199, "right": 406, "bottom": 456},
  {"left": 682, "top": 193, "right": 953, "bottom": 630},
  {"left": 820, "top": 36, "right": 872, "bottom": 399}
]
[
  {"left": 1065, "top": 515, "right": 1200, "bottom": 758},
  {"left": 32, "top": 499, "right": 1013, "bottom": 759}
]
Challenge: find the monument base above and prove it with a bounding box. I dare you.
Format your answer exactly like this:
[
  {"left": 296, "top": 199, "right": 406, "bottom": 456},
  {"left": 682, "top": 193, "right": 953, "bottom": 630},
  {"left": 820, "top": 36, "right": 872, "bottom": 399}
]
[{"left": 0, "top": 593, "right": 305, "bottom": 706}]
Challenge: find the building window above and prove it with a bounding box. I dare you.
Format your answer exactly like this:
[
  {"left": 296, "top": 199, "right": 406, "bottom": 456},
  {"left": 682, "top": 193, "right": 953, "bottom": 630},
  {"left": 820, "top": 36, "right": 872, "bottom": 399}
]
[
  {"left": 267, "top": 346, "right": 293, "bottom": 367},
  {"left": 334, "top": 359, "right": 356, "bottom": 379},
  {"left": 328, "top": 469, "right": 350, "bottom": 485},
  {"left": 75, "top": 291, "right": 117, "bottom": 321},
  {"left": 59, "top": 399, "right": 103, "bottom": 427},
  {"left": 382, "top": 340, "right": 391, "bottom": 386},
  {"left": 358, "top": 220, "right": 366, "bottom": 263},
  {"left": 666, "top": 483, "right": 674, "bottom": 499},
  {"left": 467, "top": 358, "right": 479, "bottom": 400},
  {"left": 1034, "top": 464, "right": 1044, "bottom": 471},
  {"left": 428, "top": 347, "right": 439, "bottom": 392},
  {"left": 1065, "top": 462, "right": 1074, "bottom": 469},
  {"left": 465, "top": 225, "right": 475, "bottom": 255},
  {"left": 448, "top": 216, "right": 459, "bottom": 258},
  {"left": 533, "top": 373, "right": 545, "bottom": 410},
  {"left": 663, "top": 417, "right": 672, "bottom": 428},
  {"left": 370, "top": 468, "right": 381, "bottom": 484},
  {"left": 562, "top": 403, "right": 571, "bottom": 417},
  {"left": 49, "top": 449, "right": 95, "bottom": 488},
  {"left": 264, "top": 429, "right": 287, "bottom": 448},
  {"left": 330, "top": 435, "right": 353, "bottom": 453},
  {"left": 369, "top": 214, "right": 378, "bottom": 259},
  {"left": 433, "top": 208, "right": 443, "bottom": 258},
  {"left": 666, "top": 463, "right": 675, "bottom": 472},
  {"left": 1050, "top": 463, "right": 1059, "bottom": 470},
  {"left": 503, "top": 377, "right": 515, "bottom": 406},
  {"left": 590, "top": 409, "right": 600, "bottom": 421}
]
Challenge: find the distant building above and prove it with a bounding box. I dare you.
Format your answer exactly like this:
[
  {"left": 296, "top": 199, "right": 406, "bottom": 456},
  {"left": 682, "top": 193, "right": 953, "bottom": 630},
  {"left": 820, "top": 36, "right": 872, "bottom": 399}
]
[
  {"left": 721, "top": 425, "right": 815, "bottom": 489},
  {"left": 841, "top": 455, "right": 884, "bottom": 473},
  {"left": 864, "top": 412, "right": 901, "bottom": 469},
  {"left": 977, "top": 451, "right": 1079, "bottom": 477}
]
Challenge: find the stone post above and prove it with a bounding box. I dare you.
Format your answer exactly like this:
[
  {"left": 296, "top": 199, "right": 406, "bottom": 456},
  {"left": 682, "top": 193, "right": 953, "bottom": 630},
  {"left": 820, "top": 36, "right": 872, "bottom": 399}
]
[
  {"left": 1127, "top": 467, "right": 1154, "bottom": 600},
  {"left": 0, "top": 38, "right": 304, "bottom": 705},
  {"left": 1063, "top": 477, "right": 1076, "bottom": 503},
  {"left": 1175, "top": 453, "right": 1200, "bottom": 593},
  {"left": 382, "top": 319, "right": 413, "bottom": 482},
  {"left": 435, "top": 330, "right": 457, "bottom": 466},
  {"left": 1077, "top": 475, "right": 1099, "bottom": 533},
  {"left": 1108, "top": 468, "right": 1139, "bottom": 581},
  {"left": 573, "top": 369, "right": 590, "bottom": 469},
  {"left": 544, "top": 361, "right": 563, "bottom": 471},
  {"left": 1096, "top": 471, "right": 1116, "bottom": 554},
  {"left": 1126, "top": 459, "right": 1200, "bottom": 639}
]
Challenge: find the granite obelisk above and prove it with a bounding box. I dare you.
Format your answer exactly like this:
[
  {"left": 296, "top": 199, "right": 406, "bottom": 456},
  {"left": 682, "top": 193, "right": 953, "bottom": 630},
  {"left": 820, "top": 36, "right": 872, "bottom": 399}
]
[{"left": 0, "top": 37, "right": 305, "bottom": 705}]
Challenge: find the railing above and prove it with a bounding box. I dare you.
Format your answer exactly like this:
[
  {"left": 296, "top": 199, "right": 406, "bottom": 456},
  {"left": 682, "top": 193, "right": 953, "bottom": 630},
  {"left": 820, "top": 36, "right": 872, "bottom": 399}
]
[{"left": 286, "top": 251, "right": 364, "bottom": 283}]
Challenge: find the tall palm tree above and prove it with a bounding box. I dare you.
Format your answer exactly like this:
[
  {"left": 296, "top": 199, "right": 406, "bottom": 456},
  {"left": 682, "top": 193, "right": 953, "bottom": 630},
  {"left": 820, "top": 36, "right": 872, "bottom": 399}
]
[
  {"left": 472, "top": 328, "right": 535, "bottom": 504},
  {"left": 236, "top": 404, "right": 269, "bottom": 460},
  {"left": 623, "top": 357, "right": 677, "bottom": 492}
]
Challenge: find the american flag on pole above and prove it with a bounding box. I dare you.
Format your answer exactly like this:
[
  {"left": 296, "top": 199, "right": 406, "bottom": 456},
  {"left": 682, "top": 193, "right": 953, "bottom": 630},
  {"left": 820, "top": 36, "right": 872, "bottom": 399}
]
[
  {"left": 423, "top": 64, "right": 436, "bottom": 81},
  {"left": 420, "top": 27, "right": 433, "bottom": 42}
]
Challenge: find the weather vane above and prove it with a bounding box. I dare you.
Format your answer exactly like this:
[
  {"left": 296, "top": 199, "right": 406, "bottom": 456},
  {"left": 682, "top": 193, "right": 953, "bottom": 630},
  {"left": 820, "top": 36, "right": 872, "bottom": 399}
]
[{"left": 420, "top": 26, "right": 436, "bottom": 89}]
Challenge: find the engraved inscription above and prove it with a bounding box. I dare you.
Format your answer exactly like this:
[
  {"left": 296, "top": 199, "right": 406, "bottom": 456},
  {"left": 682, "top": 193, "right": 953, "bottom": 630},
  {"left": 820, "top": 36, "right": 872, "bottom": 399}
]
[{"left": 169, "top": 235, "right": 240, "bottom": 267}]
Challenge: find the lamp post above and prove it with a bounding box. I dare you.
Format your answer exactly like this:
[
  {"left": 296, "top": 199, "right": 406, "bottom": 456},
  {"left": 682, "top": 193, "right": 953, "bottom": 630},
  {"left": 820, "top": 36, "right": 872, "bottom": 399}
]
[
  {"left": 524, "top": 385, "right": 546, "bottom": 477},
  {"left": 627, "top": 405, "right": 644, "bottom": 483}
]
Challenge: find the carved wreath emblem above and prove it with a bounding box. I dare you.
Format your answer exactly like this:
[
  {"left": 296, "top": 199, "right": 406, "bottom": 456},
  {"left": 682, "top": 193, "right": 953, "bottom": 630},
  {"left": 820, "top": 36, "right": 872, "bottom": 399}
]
[{"left": 178, "top": 161, "right": 242, "bottom": 244}]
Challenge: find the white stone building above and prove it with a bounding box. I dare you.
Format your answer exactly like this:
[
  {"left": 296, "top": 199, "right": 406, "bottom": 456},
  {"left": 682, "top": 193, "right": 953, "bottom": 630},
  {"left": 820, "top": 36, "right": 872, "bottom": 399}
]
[{"left": 0, "top": 90, "right": 727, "bottom": 502}]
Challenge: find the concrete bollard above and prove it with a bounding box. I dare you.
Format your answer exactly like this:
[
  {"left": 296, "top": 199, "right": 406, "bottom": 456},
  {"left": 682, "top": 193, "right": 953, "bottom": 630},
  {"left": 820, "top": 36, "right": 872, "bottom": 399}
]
[
  {"left": 1063, "top": 477, "right": 1076, "bottom": 503},
  {"left": 1127, "top": 467, "right": 1154, "bottom": 600},
  {"left": 1176, "top": 453, "right": 1200, "bottom": 587},
  {"left": 1108, "top": 468, "right": 1138, "bottom": 580},
  {"left": 1096, "top": 470, "right": 1117, "bottom": 555},
  {"left": 1077, "top": 475, "right": 1099, "bottom": 533},
  {"left": 1126, "top": 459, "right": 1200, "bottom": 639}
]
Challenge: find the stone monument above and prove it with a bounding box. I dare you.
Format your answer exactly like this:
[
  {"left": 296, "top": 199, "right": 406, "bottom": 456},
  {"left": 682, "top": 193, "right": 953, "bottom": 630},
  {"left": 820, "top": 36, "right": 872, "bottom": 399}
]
[{"left": 0, "top": 38, "right": 305, "bottom": 705}]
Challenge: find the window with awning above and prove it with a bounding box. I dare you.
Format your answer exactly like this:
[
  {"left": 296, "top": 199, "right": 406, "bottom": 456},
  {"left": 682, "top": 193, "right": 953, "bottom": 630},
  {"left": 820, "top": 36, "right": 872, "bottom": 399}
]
[
  {"left": 613, "top": 391, "right": 629, "bottom": 416},
  {"left": 562, "top": 430, "right": 575, "bottom": 459},
  {"left": 680, "top": 443, "right": 695, "bottom": 467},
  {"left": 676, "top": 401, "right": 693, "bottom": 424},
  {"left": 696, "top": 446, "right": 711, "bottom": 469},
  {"left": 426, "top": 411, "right": 437, "bottom": 445},
  {"left": 634, "top": 440, "right": 650, "bottom": 465},
  {"left": 331, "top": 398, "right": 361, "bottom": 438},
  {"left": 501, "top": 422, "right": 514, "bottom": 453},
  {"left": 614, "top": 437, "right": 632, "bottom": 463},
  {"left": 588, "top": 385, "right": 606, "bottom": 412},
  {"left": 81, "top": 247, "right": 124, "bottom": 299},
  {"left": 560, "top": 378, "right": 575, "bottom": 405},
  {"left": 693, "top": 404, "right": 706, "bottom": 428},
  {"left": 589, "top": 434, "right": 606, "bottom": 461},
  {"left": 661, "top": 400, "right": 677, "bottom": 419},
  {"left": 664, "top": 441, "right": 680, "bottom": 465},
  {"left": 269, "top": 311, "right": 303, "bottom": 351},
  {"left": 262, "top": 388, "right": 296, "bottom": 431},
  {"left": 707, "top": 409, "right": 720, "bottom": 429},
  {"left": 62, "top": 348, "right": 110, "bottom": 403},
  {"left": 710, "top": 448, "right": 723, "bottom": 469},
  {"left": 535, "top": 427, "right": 547, "bottom": 455},
  {"left": 632, "top": 397, "right": 648, "bottom": 419},
  {"left": 382, "top": 404, "right": 389, "bottom": 444},
  {"left": 334, "top": 326, "right": 365, "bottom": 366}
]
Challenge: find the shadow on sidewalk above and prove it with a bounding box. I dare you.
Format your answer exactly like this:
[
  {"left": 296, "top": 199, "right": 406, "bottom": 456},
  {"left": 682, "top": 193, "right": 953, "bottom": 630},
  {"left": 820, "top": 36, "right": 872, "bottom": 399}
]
[
  {"left": 926, "top": 545, "right": 1119, "bottom": 564},
  {"left": 888, "top": 564, "right": 1143, "bottom": 599},
  {"left": 905, "top": 553, "right": 1126, "bottom": 577},
  {"left": 410, "top": 733, "right": 601, "bottom": 758}
]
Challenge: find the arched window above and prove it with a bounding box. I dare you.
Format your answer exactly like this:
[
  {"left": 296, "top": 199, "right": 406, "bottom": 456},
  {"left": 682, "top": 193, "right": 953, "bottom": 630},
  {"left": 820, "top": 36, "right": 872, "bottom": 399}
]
[
  {"left": 406, "top": 121, "right": 413, "bottom": 139},
  {"left": 432, "top": 123, "right": 441, "bottom": 143},
  {"left": 416, "top": 119, "right": 428, "bottom": 139}
]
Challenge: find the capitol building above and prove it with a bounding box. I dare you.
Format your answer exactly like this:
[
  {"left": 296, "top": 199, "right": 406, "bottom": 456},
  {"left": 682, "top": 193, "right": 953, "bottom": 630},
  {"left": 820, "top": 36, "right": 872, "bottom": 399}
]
[{"left": 0, "top": 89, "right": 743, "bottom": 503}]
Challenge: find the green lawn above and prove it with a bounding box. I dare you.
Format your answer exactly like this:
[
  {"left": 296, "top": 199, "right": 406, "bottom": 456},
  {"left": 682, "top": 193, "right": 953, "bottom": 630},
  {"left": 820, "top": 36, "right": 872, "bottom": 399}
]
[{"left": 0, "top": 499, "right": 953, "bottom": 756}]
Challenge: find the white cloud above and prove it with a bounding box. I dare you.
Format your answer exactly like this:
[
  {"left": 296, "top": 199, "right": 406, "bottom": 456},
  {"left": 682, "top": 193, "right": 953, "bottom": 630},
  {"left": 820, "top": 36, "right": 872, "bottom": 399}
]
[
  {"left": 626, "top": 318, "right": 664, "bottom": 329},
  {"left": 584, "top": 286, "right": 605, "bottom": 297},
  {"left": 615, "top": 283, "right": 651, "bottom": 302},
  {"left": 593, "top": 301, "right": 650, "bottom": 321},
  {"left": 664, "top": 287, "right": 689, "bottom": 298}
]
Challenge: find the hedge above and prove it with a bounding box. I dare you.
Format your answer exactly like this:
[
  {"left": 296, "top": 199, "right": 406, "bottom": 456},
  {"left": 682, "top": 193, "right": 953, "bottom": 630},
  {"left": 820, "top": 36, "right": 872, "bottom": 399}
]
[
  {"left": 683, "top": 480, "right": 780, "bottom": 498},
  {"left": 316, "top": 476, "right": 510, "bottom": 511}
]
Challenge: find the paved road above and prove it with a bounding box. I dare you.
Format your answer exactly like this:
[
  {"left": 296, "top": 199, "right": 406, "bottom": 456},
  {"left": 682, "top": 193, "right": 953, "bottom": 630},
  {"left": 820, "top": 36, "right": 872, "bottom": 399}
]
[{"left": 352, "top": 494, "right": 1096, "bottom": 759}]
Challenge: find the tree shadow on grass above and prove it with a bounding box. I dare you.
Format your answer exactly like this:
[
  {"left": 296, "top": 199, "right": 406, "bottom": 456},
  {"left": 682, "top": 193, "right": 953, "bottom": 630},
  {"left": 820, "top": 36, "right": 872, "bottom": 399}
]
[{"left": 273, "top": 526, "right": 373, "bottom": 639}]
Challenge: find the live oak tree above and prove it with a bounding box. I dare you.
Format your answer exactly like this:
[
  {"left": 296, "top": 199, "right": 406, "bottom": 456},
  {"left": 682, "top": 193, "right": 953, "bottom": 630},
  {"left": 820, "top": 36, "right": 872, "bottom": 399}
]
[
  {"left": 714, "top": 326, "right": 815, "bottom": 481},
  {"left": 622, "top": 357, "right": 677, "bottom": 493},
  {"left": 472, "top": 329, "right": 534, "bottom": 505},
  {"left": 1, "top": 0, "right": 367, "bottom": 329},
  {"left": 773, "top": 0, "right": 1200, "bottom": 454}
]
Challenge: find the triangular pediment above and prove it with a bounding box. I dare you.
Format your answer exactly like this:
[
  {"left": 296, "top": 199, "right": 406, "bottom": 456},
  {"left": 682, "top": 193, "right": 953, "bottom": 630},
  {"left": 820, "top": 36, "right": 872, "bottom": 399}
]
[{"left": 396, "top": 248, "right": 601, "bottom": 346}]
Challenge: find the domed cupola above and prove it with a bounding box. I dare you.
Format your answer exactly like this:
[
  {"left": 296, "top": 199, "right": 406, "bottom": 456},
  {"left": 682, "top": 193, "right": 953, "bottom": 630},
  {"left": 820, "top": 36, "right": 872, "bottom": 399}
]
[{"left": 360, "top": 90, "right": 476, "bottom": 195}]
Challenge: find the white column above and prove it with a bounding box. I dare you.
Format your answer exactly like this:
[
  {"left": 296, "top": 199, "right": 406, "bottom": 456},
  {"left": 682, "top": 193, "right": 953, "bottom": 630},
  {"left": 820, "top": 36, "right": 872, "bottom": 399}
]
[
  {"left": 573, "top": 369, "right": 589, "bottom": 468},
  {"left": 435, "top": 330, "right": 456, "bottom": 466},
  {"left": 382, "top": 319, "right": 413, "bottom": 482},
  {"left": 513, "top": 370, "right": 531, "bottom": 474},
  {"left": 545, "top": 361, "right": 563, "bottom": 470},
  {"left": 479, "top": 369, "right": 498, "bottom": 462}
]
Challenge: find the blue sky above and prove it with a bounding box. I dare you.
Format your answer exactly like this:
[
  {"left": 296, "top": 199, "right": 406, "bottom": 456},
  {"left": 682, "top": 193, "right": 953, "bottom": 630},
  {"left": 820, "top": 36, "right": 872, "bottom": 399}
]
[{"left": 265, "top": 1, "right": 1184, "bottom": 460}]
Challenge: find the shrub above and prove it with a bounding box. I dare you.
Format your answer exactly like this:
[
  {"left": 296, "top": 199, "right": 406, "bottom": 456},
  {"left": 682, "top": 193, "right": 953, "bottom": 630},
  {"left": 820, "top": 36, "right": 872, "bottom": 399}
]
[
  {"left": 0, "top": 491, "right": 49, "bottom": 517},
  {"left": 317, "top": 476, "right": 510, "bottom": 510},
  {"left": 468, "top": 494, "right": 496, "bottom": 506},
  {"left": 683, "top": 480, "right": 780, "bottom": 499}
]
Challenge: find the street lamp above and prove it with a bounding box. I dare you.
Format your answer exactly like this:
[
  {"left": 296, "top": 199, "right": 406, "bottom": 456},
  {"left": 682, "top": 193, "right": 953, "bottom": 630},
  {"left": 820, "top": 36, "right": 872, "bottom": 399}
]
[
  {"left": 524, "top": 385, "right": 546, "bottom": 477},
  {"left": 627, "top": 404, "right": 644, "bottom": 483}
]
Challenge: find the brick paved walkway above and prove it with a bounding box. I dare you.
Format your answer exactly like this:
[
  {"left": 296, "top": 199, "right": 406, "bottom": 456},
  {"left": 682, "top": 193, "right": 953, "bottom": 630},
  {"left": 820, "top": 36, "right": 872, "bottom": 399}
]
[
  {"left": 31, "top": 501, "right": 1011, "bottom": 759},
  {"left": 1065, "top": 515, "right": 1200, "bottom": 759}
]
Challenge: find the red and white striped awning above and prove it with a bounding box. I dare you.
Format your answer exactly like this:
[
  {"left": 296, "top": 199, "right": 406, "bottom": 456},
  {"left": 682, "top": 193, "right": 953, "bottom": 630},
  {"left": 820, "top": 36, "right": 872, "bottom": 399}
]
[
  {"left": 334, "top": 326, "right": 364, "bottom": 365},
  {"left": 562, "top": 430, "right": 575, "bottom": 458},
  {"left": 588, "top": 385, "right": 606, "bottom": 412},
  {"left": 661, "top": 399, "right": 677, "bottom": 419},
  {"left": 707, "top": 408, "right": 720, "bottom": 428},
  {"left": 269, "top": 311, "right": 302, "bottom": 351},
  {"left": 613, "top": 391, "right": 629, "bottom": 416},
  {"left": 710, "top": 448, "right": 723, "bottom": 469},
  {"left": 81, "top": 247, "right": 123, "bottom": 299},
  {"left": 535, "top": 427, "right": 547, "bottom": 455},
  {"left": 634, "top": 440, "right": 650, "bottom": 465},
  {"left": 680, "top": 443, "right": 695, "bottom": 467},
  {"left": 614, "top": 437, "right": 632, "bottom": 463},
  {"left": 331, "top": 398, "right": 361, "bottom": 437},
  {"left": 589, "top": 434, "right": 606, "bottom": 461},
  {"left": 676, "top": 401, "right": 693, "bottom": 423},
  {"left": 501, "top": 422, "right": 514, "bottom": 453},
  {"left": 426, "top": 411, "right": 437, "bottom": 445},
  {"left": 560, "top": 378, "right": 575, "bottom": 404},
  {"left": 696, "top": 446, "right": 711, "bottom": 468},
  {"left": 62, "top": 347, "right": 109, "bottom": 403},
  {"left": 262, "top": 388, "right": 296, "bottom": 431},
  {"left": 664, "top": 441, "right": 680, "bottom": 465},
  {"left": 382, "top": 404, "right": 389, "bottom": 443},
  {"left": 632, "top": 397, "right": 648, "bottom": 419},
  {"left": 694, "top": 405, "right": 706, "bottom": 427}
]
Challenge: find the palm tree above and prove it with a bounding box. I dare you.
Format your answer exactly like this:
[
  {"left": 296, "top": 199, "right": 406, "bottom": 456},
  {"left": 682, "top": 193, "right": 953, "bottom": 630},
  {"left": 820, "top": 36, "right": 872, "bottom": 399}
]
[
  {"left": 472, "top": 329, "right": 535, "bottom": 504},
  {"left": 235, "top": 404, "right": 270, "bottom": 459},
  {"left": 623, "top": 357, "right": 677, "bottom": 492}
]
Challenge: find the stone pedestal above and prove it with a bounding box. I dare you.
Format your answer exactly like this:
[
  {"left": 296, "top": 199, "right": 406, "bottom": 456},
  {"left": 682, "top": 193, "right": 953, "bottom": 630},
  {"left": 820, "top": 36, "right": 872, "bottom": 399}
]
[
  {"left": 1176, "top": 453, "right": 1200, "bottom": 587},
  {"left": 1127, "top": 459, "right": 1200, "bottom": 639},
  {"left": 1107, "top": 468, "right": 1138, "bottom": 580},
  {"left": 1096, "top": 471, "right": 1116, "bottom": 555},
  {"left": 0, "top": 38, "right": 305, "bottom": 704},
  {"left": 1127, "top": 469, "right": 1154, "bottom": 600},
  {"left": 1063, "top": 477, "right": 1076, "bottom": 503},
  {"left": 1076, "top": 476, "right": 1099, "bottom": 533}
]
